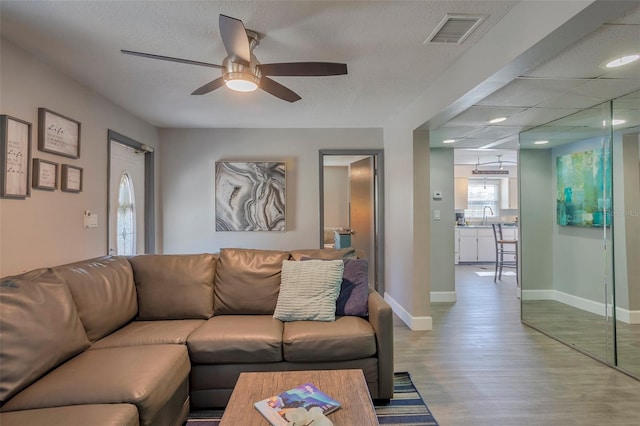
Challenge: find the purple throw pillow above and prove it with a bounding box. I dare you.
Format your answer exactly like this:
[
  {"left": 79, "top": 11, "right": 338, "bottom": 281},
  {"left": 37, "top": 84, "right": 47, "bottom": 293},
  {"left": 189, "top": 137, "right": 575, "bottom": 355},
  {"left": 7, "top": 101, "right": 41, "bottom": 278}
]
[{"left": 300, "top": 257, "right": 369, "bottom": 317}]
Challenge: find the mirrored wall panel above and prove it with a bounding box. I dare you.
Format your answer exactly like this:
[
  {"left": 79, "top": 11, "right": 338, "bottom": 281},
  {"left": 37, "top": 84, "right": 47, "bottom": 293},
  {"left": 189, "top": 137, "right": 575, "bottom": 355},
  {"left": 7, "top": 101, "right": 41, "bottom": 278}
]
[{"left": 520, "top": 90, "right": 640, "bottom": 378}]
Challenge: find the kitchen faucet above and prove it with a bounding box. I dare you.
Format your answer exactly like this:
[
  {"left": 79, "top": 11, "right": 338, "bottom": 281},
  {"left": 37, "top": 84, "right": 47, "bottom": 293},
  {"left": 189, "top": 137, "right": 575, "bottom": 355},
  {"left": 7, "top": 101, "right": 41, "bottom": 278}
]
[{"left": 483, "top": 206, "right": 494, "bottom": 226}]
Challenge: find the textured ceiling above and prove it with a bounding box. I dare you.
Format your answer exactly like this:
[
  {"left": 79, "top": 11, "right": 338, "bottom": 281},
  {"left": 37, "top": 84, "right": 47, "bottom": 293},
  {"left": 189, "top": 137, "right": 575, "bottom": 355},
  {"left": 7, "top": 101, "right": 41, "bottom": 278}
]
[
  {"left": 1, "top": 1, "right": 639, "bottom": 167},
  {"left": 0, "top": 0, "right": 515, "bottom": 128}
]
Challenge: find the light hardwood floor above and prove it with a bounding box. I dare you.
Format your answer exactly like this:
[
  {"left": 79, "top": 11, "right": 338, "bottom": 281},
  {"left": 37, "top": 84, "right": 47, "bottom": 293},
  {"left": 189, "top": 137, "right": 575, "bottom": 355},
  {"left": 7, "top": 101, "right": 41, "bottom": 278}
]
[{"left": 393, "top": 264, "right": 640, "bottom": 425}]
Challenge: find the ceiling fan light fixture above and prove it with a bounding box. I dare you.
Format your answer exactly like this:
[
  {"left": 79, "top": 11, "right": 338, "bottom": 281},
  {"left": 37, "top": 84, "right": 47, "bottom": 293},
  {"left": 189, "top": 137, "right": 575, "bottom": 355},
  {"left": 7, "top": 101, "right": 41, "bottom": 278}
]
[{"left": 224, "top": 72, "right": 259, "bottom": 92}]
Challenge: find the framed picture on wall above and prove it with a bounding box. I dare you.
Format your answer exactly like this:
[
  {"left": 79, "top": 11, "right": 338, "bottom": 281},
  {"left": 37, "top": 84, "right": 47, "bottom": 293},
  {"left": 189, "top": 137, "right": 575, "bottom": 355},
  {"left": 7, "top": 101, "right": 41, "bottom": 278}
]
[
  {"left": 1, "top": 114, "right": 32, "bottom": 199},
  {"left": 215, "top": 161, "right": 286, "bottom": 231},
  {"left": 38, "top": 108, "right": 81, "bottom": 159},
  {"left": 61, "top": 164, "right": 83, "bottom": 193},
  {"left": 32, "top": 158, "right": 58, "bottom": 191}
]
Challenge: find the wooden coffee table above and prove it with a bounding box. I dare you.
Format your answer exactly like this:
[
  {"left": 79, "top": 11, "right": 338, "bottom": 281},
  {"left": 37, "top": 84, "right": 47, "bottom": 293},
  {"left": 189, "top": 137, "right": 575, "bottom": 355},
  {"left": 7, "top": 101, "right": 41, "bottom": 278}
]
[{"left": 220, "top": 369, "right": 379, "bottom": 425}]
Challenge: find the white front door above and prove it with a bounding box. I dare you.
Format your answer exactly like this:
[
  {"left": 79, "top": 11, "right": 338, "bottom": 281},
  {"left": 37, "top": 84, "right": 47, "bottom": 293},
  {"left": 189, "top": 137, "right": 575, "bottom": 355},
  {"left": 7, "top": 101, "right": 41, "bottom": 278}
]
[{"left": 109, "top": 141, "right": 145, "bottom": 255}]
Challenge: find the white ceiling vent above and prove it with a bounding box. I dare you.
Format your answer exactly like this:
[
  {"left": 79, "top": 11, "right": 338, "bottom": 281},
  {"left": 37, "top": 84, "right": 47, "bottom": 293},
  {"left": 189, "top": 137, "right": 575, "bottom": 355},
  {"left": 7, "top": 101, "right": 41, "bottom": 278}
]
[{"left": 425, "top": 14, "right": 486, "bottom": 44}]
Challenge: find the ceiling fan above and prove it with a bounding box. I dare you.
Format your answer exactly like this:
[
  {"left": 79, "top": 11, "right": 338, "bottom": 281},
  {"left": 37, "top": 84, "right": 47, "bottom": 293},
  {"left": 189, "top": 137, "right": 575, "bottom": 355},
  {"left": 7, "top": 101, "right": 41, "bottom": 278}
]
[{"left": 121, "top": 14, "right": 348, "bottom": 103}]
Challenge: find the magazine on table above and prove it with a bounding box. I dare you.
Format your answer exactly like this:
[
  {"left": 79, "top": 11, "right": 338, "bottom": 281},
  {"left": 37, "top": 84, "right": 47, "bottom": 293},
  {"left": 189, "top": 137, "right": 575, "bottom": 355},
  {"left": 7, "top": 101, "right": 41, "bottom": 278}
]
[{"left": 254, "top": 382, "right": 340, "bottom": 426}]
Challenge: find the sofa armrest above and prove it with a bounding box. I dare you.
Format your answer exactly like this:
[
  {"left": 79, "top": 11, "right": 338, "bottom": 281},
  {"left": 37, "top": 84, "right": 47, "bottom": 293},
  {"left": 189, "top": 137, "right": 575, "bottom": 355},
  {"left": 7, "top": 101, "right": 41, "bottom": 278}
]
[{"left": 367, "top": 287, "right": 394, "bottom": 399}]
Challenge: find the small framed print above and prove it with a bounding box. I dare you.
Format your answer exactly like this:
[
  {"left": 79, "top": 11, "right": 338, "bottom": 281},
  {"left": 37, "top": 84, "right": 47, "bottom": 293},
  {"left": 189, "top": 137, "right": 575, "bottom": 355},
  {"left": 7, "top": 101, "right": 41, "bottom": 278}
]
[
  {"left": 61, "top": 164, "right": 82, "bottom": 193},
  {"left": 32, "top": 158, "right": 58, "bottom": 191},
  {"left": 38, "top": 108, "right": 81, "bottom": 159},
  {"left": 1, "top": 115, "right": 32, "bottom": 199}
]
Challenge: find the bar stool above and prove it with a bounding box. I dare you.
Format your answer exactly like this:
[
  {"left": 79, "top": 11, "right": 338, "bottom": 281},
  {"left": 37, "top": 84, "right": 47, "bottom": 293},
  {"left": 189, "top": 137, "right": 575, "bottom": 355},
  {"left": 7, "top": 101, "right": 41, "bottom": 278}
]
[{"left": 492, "top": 224, "right": 518, "bottom": 283}]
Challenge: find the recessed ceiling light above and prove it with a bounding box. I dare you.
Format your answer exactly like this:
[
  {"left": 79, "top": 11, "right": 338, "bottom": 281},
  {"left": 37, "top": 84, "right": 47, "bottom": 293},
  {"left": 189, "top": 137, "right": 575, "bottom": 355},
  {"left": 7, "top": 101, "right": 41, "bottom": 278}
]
[
  {"left": 604, "top": 54, "right": 639, "bottom": 68},
  {"left": 612, "top": 119, "right": 626, "bottom": 125},
  {"left": 489, "top": 117, "right": 507, "bottom": 124},
  {"left": 533, "top": 140, "right": 549, "bottom": 145},
  {"left": 443, "top": 139, "right": 456, "bottom": 144}
]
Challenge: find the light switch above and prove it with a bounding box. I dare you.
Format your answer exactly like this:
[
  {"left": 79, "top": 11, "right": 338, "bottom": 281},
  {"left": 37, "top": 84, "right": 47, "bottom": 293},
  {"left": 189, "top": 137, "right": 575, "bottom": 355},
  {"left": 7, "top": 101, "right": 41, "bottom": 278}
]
[
  {"left": 433, "top": 191, "right": 443, "bottom": 200},
  {"left": 434, "top": 209, "right": 441, "bottom": 220},
  {"left": 84, "top": 210, "right": 98, "bottom": 229}
]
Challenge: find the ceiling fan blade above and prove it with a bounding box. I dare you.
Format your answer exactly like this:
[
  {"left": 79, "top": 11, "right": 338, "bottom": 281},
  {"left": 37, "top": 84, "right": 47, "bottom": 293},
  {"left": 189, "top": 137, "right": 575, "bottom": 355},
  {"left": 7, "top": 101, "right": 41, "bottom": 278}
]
[
  {"left": 191, "top": 77, "right": 226, "bottom": 95},
  {"left": 260, "top": 77, "right": 301, "bottom": 103},
  {"left": 259, "top": 62, "right": 348, "bottom": 76},
  {"left": 121, "top": 50, "right": 223, "bottom": 69},
  {"left": 219, "top": 14, "right": 251, "bottom": 64}
]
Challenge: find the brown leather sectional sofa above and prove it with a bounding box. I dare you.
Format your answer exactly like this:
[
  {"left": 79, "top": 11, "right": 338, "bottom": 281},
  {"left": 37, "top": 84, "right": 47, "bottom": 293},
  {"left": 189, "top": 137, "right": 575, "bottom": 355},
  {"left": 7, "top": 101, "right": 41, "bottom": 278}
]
[{"left": 0, "top": 248, "right": 394, "bottom": 426}]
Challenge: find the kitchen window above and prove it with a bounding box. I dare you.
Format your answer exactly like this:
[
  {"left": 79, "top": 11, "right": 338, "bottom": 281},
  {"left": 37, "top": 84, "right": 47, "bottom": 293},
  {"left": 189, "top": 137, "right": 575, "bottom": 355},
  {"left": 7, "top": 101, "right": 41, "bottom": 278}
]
[{"left": 465, "top": 178, "right": 500, "bottom": 218}]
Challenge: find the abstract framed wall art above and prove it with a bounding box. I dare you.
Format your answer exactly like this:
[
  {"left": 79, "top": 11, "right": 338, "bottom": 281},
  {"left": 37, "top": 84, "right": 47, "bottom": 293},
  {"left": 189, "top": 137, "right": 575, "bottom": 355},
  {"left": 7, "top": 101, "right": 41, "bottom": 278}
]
[
  {"left": 556, "top": 147, "right": 611, "bottom": 227},
  {"left": 215, "top": 161, "right": 286, "bottom": 231}
]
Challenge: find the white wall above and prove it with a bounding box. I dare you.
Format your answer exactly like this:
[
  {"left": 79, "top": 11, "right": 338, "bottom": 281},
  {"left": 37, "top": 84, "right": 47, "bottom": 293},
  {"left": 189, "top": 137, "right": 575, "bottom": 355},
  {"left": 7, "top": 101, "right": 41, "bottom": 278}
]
[
  {"left": 323, "top": 166, "right": 349, "bottom": 229},
  {"left": 382, "top": 1, "right": 592, "bottom": 330},
  {"left": 0, "top": 38, "right": 160, "bottom": 276},
  {"left": 159, "top": 128, "right": 381, "bottom": 254}
]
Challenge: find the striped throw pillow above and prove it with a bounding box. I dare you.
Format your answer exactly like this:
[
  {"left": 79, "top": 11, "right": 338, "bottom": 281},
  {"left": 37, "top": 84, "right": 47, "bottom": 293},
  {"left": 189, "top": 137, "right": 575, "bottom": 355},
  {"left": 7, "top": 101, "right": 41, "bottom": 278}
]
[{"left": 274, "top": 260, "right": 344, "bottom": 322}]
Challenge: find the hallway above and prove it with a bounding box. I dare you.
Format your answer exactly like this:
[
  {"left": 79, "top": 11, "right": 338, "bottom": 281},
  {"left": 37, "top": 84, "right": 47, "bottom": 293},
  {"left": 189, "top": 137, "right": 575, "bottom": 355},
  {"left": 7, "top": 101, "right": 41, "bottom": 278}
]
[{"left": 393, "top": 264, "right": 640, "bottom": 425}]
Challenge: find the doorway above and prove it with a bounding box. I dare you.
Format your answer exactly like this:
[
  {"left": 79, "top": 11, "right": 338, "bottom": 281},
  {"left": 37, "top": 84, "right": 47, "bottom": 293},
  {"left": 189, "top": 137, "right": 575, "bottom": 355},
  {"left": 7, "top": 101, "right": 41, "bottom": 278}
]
[
  {"left": 319, "top": 149, "right": 384, "bottom": 294},
  {"left": 107, "top": 130, "right": 155, "bottom": 255}
]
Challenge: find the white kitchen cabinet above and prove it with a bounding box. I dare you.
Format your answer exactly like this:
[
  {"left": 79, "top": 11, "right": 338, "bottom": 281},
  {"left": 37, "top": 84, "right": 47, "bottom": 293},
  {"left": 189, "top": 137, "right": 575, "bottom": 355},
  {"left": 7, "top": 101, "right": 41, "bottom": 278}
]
[
  {"left": 477, "top": 228, "right": 496, "bottom": 262},
  {"left": 455, "top": 226, "right": 518, "bottom": 263},
  {"left": 499, "top": 178, "right": 519, "bottom": 210},
  {"left": 454, "top": 228, "right": 460, "bottom": 264},
  {"left": 458, "top": 228, "right": 478, "bottom": 262}
]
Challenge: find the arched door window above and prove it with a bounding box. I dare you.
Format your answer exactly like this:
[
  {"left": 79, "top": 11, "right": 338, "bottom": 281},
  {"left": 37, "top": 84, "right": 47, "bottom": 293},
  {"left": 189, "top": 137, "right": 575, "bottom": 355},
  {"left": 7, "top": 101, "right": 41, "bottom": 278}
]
[{"left": 117, "top": 173, "right": 136, "bottom": 256}]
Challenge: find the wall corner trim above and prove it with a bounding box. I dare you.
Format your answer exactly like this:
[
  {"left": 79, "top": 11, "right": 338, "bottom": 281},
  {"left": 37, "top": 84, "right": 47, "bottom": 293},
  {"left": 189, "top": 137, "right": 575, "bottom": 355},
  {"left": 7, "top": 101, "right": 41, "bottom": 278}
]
[{"left": 384, "top": 292, "right": 433, "bottom": 331}]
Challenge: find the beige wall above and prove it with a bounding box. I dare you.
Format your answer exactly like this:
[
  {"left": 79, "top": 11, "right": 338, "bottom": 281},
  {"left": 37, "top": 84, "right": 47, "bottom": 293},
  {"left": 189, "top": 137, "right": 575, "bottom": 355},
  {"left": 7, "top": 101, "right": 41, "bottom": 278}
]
[
  {"left": 158, "top": 128, "right": 381, "bottom": 254},
  {"left": 0, "top": 38, "right": 160, "bottom": 276},
  {"left": 323, "top": 166, "right": 350, "bottom": 229}
]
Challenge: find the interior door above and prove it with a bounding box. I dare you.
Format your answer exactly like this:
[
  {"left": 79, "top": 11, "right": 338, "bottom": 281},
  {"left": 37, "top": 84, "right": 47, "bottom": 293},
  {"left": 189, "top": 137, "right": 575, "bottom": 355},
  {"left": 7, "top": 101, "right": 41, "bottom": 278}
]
[
  {"left": 109, "top": 141, "right": 145, "bottom": 255},
  {"left": 350, "top": 157, "right": 376, "bottom": 286}
]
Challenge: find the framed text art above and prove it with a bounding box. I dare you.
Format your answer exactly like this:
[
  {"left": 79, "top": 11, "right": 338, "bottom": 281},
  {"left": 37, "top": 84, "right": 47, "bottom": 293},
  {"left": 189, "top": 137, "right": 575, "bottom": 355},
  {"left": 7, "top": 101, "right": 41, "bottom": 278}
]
[
  {"left": 38, "top": 108, "right": 81, "bottom": 159},
  {"left": 32, "top": 158, "right": 58, "bottom": 191},
  {"left": 61, "top": 164, "right": 83, "bottom": 193},
  {"left": 215, "top": 161, "right": 286, "bottom": 231},
  {"left": 0, "top": 115, "right": 32, "bottom": 199}
]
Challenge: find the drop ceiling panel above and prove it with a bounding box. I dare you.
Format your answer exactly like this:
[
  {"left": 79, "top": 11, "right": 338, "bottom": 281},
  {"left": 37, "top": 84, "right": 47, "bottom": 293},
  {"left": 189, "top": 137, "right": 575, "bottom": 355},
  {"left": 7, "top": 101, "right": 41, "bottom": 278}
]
[
  {"left": 523, "top": 21, "right": 640, "bottom": 80},
  {"left": 570, "top": 79, "right": 640, "bottom": 102},
  {"left": 465, "top": 125, "right": 523, "bottom": 139},
  {"left": 504, "top": 107, "right": 583, "bottom": 127},
  {"left": 445, "top": 106, "right": 528, "bottom": 126},
  {"left": 475, "top": 78, "right": 587, "bottom": 107}
]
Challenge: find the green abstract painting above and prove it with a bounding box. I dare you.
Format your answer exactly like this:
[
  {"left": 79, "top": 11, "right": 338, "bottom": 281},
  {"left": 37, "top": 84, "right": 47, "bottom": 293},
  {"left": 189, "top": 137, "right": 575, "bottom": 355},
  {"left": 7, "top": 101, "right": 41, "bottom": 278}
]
[{"left": 556, "top": 148, "right": 611, "bottom": 227}]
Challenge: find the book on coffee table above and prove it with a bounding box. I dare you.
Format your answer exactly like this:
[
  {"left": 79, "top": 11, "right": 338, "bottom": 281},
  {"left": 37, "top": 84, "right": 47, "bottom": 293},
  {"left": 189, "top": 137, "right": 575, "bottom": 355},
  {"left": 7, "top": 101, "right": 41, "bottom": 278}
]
[{"left": 254, "top": 382, "right": 341, "bottom": 426}]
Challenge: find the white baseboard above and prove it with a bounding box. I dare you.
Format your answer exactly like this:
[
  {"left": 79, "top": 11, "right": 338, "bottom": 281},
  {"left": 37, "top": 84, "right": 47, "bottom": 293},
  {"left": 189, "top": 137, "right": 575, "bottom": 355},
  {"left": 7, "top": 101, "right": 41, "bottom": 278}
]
[
  {"left": 384, "top": 292, "right": 433, "bottom": 331},
  {"left": 522, "top": 289, "right": 640, "bottom": 324},
  {"left": 430, "top": 291, "right": 457, "bottom": 303}
]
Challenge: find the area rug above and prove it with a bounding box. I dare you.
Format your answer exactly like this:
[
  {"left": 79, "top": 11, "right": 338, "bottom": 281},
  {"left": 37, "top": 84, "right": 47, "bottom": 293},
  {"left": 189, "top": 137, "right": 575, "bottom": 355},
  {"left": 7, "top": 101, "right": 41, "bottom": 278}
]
[{"left": 186, "top": 372, "right": 438, "bottom": 425}]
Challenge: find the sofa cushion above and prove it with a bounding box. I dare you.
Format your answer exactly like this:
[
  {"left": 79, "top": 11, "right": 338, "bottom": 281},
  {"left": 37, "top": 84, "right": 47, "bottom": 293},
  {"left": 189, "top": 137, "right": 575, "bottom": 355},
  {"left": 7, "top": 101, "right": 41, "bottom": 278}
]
[
  {"left": 90, "top": 320, "right": 205, "bottom": 350},
  {"left": 0, "top": 268, "right": 90, "bottom": 405},
  {"left": 0, "top": 404, "right": 139, "bottom": 426},
  {"left": 1, "top": 345, "right": 190, "bottom": 426},
  {"left": 214, "top": 248, "right": 289, "bottom": 315},
  {"left": 129, "top": 254, "right": 217, "bottom": 320},
  {"left": 187, "top": 315, "right": 283, "bottom": 363},
  {"left": 300, "top": 257, "right": 370, "bottom": 317},
  {"left": 55, "top": 256, "right": 137, "bottom": 342},
  {"left": 274, "top": 259, "right": 343, "bottom": 322},
  {"left": 289, "top": 247, "right": 357, "bottom": 261},
  {"left": 282, "top": 316, "right": 376, "bottom": 362}
]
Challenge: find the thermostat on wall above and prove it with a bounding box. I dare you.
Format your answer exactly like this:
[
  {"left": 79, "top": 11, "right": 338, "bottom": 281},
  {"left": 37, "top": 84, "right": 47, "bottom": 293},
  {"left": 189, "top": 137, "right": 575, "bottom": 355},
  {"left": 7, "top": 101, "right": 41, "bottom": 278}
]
[{"left": 432, "top": 191, "right": 443, "bottom": 200}]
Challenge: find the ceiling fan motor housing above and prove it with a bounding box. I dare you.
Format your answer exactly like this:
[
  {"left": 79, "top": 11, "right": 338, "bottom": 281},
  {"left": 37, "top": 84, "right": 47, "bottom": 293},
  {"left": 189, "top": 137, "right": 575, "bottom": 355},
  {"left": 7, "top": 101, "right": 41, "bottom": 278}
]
[{"left": 223, "top": 56, "right": 261, "bottom": 82}]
